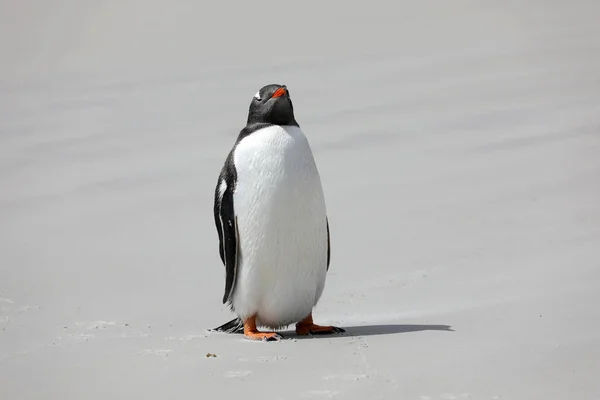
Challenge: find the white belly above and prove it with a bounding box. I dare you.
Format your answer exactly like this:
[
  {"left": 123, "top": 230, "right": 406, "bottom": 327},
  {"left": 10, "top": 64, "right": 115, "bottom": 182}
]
[{"left": 231, "top": 125, "right": 328, "bottom": 329}]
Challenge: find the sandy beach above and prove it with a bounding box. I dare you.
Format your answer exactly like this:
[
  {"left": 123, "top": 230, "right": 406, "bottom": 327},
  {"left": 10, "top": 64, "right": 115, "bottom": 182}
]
[{"left": 1, "top": 1, "right": 600, "bottom": 399}]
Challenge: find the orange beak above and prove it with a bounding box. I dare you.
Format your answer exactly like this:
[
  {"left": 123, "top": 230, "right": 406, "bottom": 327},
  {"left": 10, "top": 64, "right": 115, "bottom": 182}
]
[{"left": 271, "top": 87, "right": 286, "bottom": 98}]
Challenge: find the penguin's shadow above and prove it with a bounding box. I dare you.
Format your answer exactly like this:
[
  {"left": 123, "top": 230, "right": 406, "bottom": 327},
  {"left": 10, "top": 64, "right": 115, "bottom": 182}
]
[{"left": 280, "top": 324, "right": 454, "bottom": 340}]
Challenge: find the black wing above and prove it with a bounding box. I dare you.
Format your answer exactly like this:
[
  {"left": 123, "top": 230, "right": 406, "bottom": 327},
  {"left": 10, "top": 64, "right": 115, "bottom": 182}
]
[
  {"left": 213, "top": 151, "right": 239, "bottom": 304},
  {"left": 326, "top": 217, "right": 331, "bottom": 270}
]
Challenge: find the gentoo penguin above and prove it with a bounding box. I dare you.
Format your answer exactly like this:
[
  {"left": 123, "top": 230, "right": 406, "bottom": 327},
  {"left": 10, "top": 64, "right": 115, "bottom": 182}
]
[{"left": 211, "top": 84, "right": 344, "bottom": 341}]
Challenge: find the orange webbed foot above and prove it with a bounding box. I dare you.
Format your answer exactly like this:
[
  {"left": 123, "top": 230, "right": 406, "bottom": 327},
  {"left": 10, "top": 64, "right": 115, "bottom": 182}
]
[
  {"left": 243, "top": 316, "right": 282, "bottom": 342},
  {"left": 296, "top": 314, "right": 345, "bottom": 336}
]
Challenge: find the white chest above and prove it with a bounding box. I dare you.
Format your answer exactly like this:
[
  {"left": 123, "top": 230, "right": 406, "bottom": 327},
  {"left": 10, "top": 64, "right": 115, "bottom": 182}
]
[{"left": 233, "top": 125, "right": 326, "bottom": 218}]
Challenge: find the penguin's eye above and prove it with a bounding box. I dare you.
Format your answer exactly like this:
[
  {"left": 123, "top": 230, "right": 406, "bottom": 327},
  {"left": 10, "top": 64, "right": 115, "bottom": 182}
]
[{"left": 253, "top": 91, "right": 262, "bottom": 101}]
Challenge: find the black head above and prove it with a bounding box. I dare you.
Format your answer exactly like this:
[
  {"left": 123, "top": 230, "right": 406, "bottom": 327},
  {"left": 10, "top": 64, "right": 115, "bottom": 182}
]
[{"left": 246, "top": 84, "right": 298, "bottom": 127}]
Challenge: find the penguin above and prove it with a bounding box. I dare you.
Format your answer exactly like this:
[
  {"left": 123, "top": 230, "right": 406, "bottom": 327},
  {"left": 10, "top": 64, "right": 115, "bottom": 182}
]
[{"left": 211, "top": 84, "right": 345, "bottom": 341}]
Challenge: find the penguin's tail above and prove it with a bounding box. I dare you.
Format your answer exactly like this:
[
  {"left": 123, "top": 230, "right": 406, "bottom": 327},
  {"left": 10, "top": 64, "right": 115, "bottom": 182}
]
[{"left": 209, "top": 317, "right": 244, "bottom": 334}]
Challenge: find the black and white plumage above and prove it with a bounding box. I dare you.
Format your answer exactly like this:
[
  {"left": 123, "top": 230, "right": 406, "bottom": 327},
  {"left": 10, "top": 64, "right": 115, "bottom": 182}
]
[{"left": 211, "top": 84, "right": 342, "bottom": 339}]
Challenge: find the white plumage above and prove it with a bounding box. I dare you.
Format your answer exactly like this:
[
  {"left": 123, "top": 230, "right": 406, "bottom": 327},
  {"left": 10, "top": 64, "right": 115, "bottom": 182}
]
[{"left": 231, "top": 124, "right": 328, "bottom": 329}]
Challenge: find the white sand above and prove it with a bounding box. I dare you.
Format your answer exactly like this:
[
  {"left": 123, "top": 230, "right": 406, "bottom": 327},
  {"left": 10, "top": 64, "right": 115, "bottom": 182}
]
[{"left": 1, "top": 1, "right": 600, "bottom": 399}]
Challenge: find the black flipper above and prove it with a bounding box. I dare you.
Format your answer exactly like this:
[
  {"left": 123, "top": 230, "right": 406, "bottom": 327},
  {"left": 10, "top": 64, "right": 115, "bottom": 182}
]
[
  {"left": 214, "top": 150, "right": 239, "bottom": 304},
  {"left": 326, "top": 217, "right": 331, "bottom": 271},
  {"left": 210, "top": 317, "right": 244, "bottom": 334}
]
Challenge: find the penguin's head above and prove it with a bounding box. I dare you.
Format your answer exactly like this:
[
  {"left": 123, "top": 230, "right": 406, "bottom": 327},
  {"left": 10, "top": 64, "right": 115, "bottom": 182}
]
[{"left": 247, "top": 84, "right": 298, "bottom": 126}]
